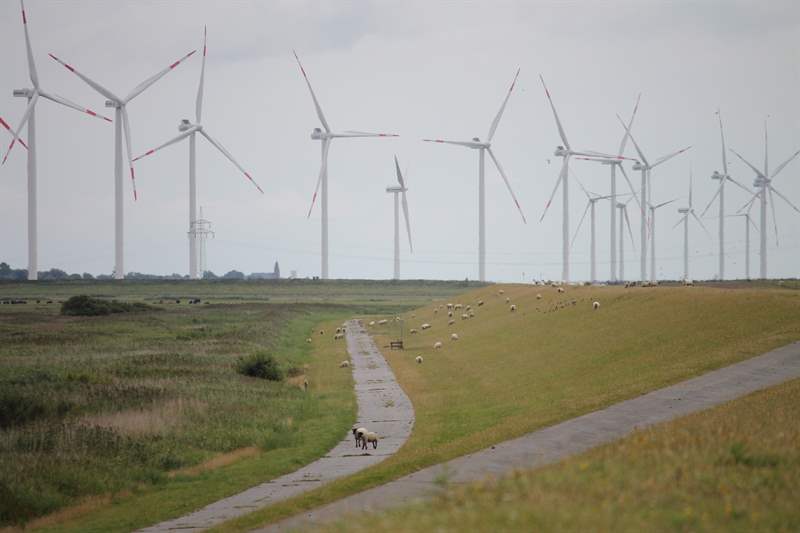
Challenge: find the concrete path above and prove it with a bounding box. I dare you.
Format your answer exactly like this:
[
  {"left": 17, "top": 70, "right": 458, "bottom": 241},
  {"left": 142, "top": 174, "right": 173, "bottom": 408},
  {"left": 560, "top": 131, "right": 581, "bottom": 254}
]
[
  {"left": 259, "top": 341, "right": 800, "bottom": 532},
  {"left": 138, "top": 319, "right": 414, "bottom": 532}
]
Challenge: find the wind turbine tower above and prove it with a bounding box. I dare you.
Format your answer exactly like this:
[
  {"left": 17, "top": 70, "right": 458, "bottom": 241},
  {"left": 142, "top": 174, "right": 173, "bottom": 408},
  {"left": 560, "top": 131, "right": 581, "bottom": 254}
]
[{"left": 386, "top": 156, "right": 412, "bottom": 280}]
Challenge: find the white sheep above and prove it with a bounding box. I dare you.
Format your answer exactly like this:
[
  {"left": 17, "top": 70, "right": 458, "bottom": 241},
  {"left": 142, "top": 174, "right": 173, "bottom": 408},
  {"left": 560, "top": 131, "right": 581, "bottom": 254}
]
[
  {"left": 334, "top": 333, "right": 344, "bottom": 340},
  {"left": 306, "top": 338, "right": 312, "bottom": 343},
  {"left": 335, "top": 327, "right": 342, "bottom": 334},
  {"left": 477, "top": 300, "right": 484, "bottom": 307},
  {"left": 448, "top": 319, "right": 455, "bottom": 326},
  {"left": 505, "top": 297, "right": 511, "bottom": 303},
  {"left": 339, "top": 360, "right": 350, "bottom": 368},
  {"left": 434, "top": 341, "right": 443, "bottom": 350},
  {"left": 362, "top": 431, "right": 379, "bottom": 450},
  {"left": 409, "top": 328, "right": 418, "bottom": 335},
  {"left": 378, "top": 319, "right": 388, "bottom": 325},
  {"left": 684, "top": 279, "right": 694, "bottom": 286},
  {"left": 454, "top": 304, "right": 463, "bottom": 310},
  {"left": 510, "top": 304, "right": 517, "bottom": 312},
  {"left": 352, "top": 427, "right": 368, "bottom": 447},
  {"left": 421, "top": 323, "right": 431, "bottom": 330},
  {"left": 593, "top": 301, "right": 600, "bottom": 310},
  {"left": 536, "top": 294, "right": 542, "bottom": 299},
  {"left": 557, "top": 287, "right": 565, "bottom": 293},
  {"left": 461, "top": 313, "right": 469, "bottom": 320},
  {"left": 450, "top": 333, "right": 459, "bottom": 341},
  {"left": 499, "top": 289, "right": 505, "bottom": 295},
  {"left": 447, "top": 303, "right": 454, "bottom": 310},
  {"left": 369, "top": 320, "right": 376, "bottom": 326},
  {"left": 415, "top": 355, "right": 423, "bottom": 364}
]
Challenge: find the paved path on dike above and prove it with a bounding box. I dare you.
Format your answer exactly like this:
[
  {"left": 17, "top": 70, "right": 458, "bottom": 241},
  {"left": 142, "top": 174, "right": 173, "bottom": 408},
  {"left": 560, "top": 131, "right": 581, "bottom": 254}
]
[{"left": 138, "top": 319, "right": 414, "bottom": 532}]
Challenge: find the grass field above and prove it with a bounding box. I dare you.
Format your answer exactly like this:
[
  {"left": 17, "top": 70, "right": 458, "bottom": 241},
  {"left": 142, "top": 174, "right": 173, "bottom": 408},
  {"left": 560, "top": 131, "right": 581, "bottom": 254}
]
[
  {"left": 331, "top": 377, "right": 800, "bottom": 532},
  {"left": 0, "top": 280, "right": 474, "bottom": 531},
  {"left": 220, "top": 284, "right": 800, "bottom": 531}
]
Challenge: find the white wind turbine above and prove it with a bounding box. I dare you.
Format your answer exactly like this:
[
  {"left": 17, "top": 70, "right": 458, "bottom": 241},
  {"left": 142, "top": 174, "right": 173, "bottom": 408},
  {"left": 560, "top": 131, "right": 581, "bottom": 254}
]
[
  {"left": 539, "top": 75, "right": 625, "bottom": 283},
  {"left": 386, "top": 156, "right": 412, "bottom": 280},
  {"left": 574, "top": 94, "right": 642, "bottom": 283},
  {"left": 730, "top": 119, "right": 800, "bottom": 279},
  {"left": 571, "top": 178, "right": 631, "bottom": 283},
  {"left": 133, "top": 28, "right": 264, "bottom": 279},
  {"left": 616, "top": 115, "right": 691, "bottom": 282},
  {"left": 727, "top": 212, "right": 757, "bottom": 280},
  {"left": 2, "top": 0, "right": 111, "bottom": 281},
  {"left": 699, "top": 110, "right": 751, "bottom": 281},
  {"left": 423, "top": 69, "right": 527, "bottom": 282},
  {"left": 616, "top": 196, "right": 636, "bottom": 282},
  {"left": 49, "top": 46, "right": 196, "bottom": 280},
  {"left": 293, "top": 51, "right": 398, "bottom": 280},
  {"left": 673, "top": 172, "right": 709, "bottom": 281},
  {"left": 647, "top": 198, "right": 677, "bottom": 282}
]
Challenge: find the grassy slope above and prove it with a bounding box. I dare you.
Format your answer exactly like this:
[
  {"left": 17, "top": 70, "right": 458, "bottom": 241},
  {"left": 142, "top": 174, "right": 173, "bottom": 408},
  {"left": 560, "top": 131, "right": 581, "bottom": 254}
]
[
  {"left": 220, "top": 284, "right": 800, "bottom": 531},
  {"left": 332, "top": 377, "right": 800, "bottom": 532}
]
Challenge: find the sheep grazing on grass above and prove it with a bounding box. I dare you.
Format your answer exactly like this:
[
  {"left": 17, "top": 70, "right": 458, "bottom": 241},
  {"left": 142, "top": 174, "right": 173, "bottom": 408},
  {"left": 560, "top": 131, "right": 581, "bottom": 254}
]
[
  {"left": 369, "top": 320, "right": 376, "bottom": 326},
  {"left": 434, "top": 308, "right": 439, "bottom": 314},
  {"left": 536, "top": 294, "right": 542, "bottom": 299},
  {"left": 510, "top": 304, "right": 517, "bottom": 312},
  {"left": 684, "top": 279, "right": 694, "bottom": 286},
  {"left": 410, "top": 328, "right": 418, "bottom": 335},
  {"left": 415, "top": 355, "right": 424, "bottom": 364},
  {"left": 362, "top": 431, "right": 379, "bottom": 450},
  {"left": 447, "top": 303, "right": 454, "bottom": 310},
  {"left": 306, "top": 338, "right": 312, "bottom": 343},
  {"left": 448, "top": 311, "right": 454, "bottom": 318},
  {"left": 477, "top": 300, "right": 484, "bottom": 307},
  {"left": 499, "top": 289, "right": 505, "bottom": 295},
  {"left": 421, "top": 323, "right": 432, "bottom": 330},
  {"left": 339, "top": 360, "right": 350, "bottom": 368},
  {"left": 378, "top": 319, "right": 388, "bottom": 325},
  {"left": 465, "top": 305, "right": 471, "bottom": 311},
  {"left": 319, "top": 330, "right": 325, "bottom": 335},
  {"left": 557, "top": 287, "right": 565, "bottom": 293},
  {"left": 434, "top": 341, "right": 443, "bottom": 350},
  {"left": 468, "top": 311, "right": 475, "bottom": 318},
  {"left": 450, "top": 333, "right": 459, "bottom": 341},
  {"left": 352, "top": 427, "right": 368, "bottom": 447},
  {"left": 448, "top": 319, "right": 455, "bottom": 326},
  {"left": 335, "top": 327, "right": 342, "bottom": 334},
  {"left": 505, "top": 297, "right": 511, "bottom": 303},
  {"left": 593, "top": 301, "right": 600, "bottom": 310},
  {"left": 454, "top": 304, "right": 463, "bottom": 310},
  {"left": 461, "top": 313, "right": 469, "bottom": 320},
  {"left": 334, "top": 333, "right": 344, "bottom": 340}
]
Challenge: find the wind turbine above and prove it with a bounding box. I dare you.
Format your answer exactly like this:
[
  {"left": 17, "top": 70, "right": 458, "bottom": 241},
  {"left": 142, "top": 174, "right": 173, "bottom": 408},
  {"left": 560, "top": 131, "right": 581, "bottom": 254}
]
[
  {"left": 727, "top": 212, "right": 757, "bottom": 280},
  {"left": 616, "top": 196, "right": 636, "bottom": 282},
  {"left": 617, "top": 115, "right": 691, "bottom": 282},
  {"left": 293, "top": 51, "right": 398, "bottom": 280},
  {"left": 699, "top": 110, "right": 751, "bottom": 281},
  {"left": 647, "top": 198, "right": 677, "bottom": 282},
  {"left": 730, "top": 118, "right": 800, "bottom": 279},
  {"left": 574, "top": 94, "right": 642, "bottom": 283},
  {"left": 571, "top": 178, "right": 630, "bottom": 283},
  {"left": 423, "top": 69, "right": 526, "bottom": 282},
  {"left": 49, "top": 46, "right": 196, "bottom": 280},
  {"left": 539, "top": 76, "right": 625, "bottom": 283},
  {"left": 386, "top": 156, "right": 412, "bottom": 280},
  {"left": 2, "top": 0, "right": 111, "bottom": 281},
  {"left": 673, "top": 172, "right": 709, "bottom": 281},
  {"left": 133, "top": 28, "right": 263, "bottom": 279}
]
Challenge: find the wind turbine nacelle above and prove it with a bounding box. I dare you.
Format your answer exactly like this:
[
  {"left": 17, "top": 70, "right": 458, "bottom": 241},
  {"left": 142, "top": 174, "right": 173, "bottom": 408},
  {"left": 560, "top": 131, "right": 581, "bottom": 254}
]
[
  {"left": 753, "top": 176, "right": 769, "bottom": 188},
  {"left": 179, "top": 119, "right": 193, "bottom": 132},
  {"left": 554, "top": 146, "right": 567, "bottom": 157},
  {"left": 104, "top": 100, "right": 117, "bottom": 108},
  {"left": 678, "top": 207, "right": 689, "bottom": 214},
  {"left": 632, "top": 161, "right": 644, "bottom": 171},
  {"left": 12, "top": 88, "right": 32, "bottom": 98},
  {"left": 615, "top": 202, "right": 626, "bottom": 209},
  {"left": 386, "top": 186, "right": 404, "bottom": 193},
  {"left": 311, "top": 128, "right": 324, "bottom": 140},
  {"left": 711, "top": 170, "right": 723, "bottom": 180}
]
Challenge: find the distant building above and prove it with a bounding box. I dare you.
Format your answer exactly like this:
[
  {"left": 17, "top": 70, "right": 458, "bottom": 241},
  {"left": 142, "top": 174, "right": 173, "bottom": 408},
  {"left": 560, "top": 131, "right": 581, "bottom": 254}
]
[{"left": 249, "top": 261, "right": 281, "bottom": 280}]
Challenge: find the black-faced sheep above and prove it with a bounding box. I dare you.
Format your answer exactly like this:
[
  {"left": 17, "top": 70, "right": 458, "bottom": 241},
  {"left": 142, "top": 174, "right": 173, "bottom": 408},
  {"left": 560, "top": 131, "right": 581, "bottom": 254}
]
[{"left": 361, "top": 431, "right": 379, "bottom": 450}]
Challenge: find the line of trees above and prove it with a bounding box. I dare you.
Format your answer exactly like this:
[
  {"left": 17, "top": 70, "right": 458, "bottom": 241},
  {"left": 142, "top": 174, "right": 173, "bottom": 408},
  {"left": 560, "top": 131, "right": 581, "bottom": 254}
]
[{"left": 0, "top": 262, "right": 262, "bottom": 281}]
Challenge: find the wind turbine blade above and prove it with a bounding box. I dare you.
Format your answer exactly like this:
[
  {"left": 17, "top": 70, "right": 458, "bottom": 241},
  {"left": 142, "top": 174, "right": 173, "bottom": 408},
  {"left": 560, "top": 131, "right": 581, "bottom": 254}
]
[
  {"left": 655, "top": 198, "right": 678, "bottom": 210},
  {"left": 717, "top": 110, "right": 728, "bottom": 176},
  {"left": 2, "top": 90, "right": 38, "bottom": 165},
  {"left": 729, "top": 148, "right": 765, "bottom": 178},
  {"left": 725, "top": 175, "right": 752, "bottom": 195},
  {"left": 689, "top": 171, "right": 694, "bottom": 208},
  {"left": 124, "top": 49, "right": 196, "bottom": 103},
  {"left": 618, "top": 93, "right": 641, "bottom": 156},
  {"left": 422, "top": 138, "right": 476, "bottom": 148},
  {"left": 539, "top": 75, "right": 570, "bottom": 150},
  {"left": 38, "top": 90, "right": 112, "bottom": 122},
  {"left": 767, "top": 187, "right": 779, "bottom": 245},
  {"left": 487, "top": 68, "right": 520, "bottom": 142},
  {"left": 48, "top": 53, "right": 121, "bottom": 102},
  {"left": 652, "top": 146, "right": 692, "bottom": 168},
  {"left": 307, "top": 138, "right": 329, "bottom": 217},
  {"left": 700, "top": 180, "right": 722, "bottom": 217},
  {"left": 736, "top": 192, "right": 759, "bottom": 214},
  {"left": 574, "top": 173, "right": 593, "bottom": 200},
  {"left": 540, "top": 157, "right": 567, "bottom": 222},
  {"left": 0, "top": 117, "right": 28, "bottom": 150},
  {"left": 615, "top": 114, "right": 648, "bottom": 167},
  {"left": 338, "top": 131, "right": 398, "bottom": 138},
  {"left": 196, "top": 26, "right": 207, "bottom": 123},
  {"left": 764, "top": 119, "right": 769, "bottom": 177},
  {"left": 770, "top": 148, "right": 800, "bottom": 179},
  {"left": 617, "top": 164, "right": 642, "bottom": 211},
  {"left": 121, "top": 107, "right": 138, "bottom": 201},
  {"left": 623, "top": 207, "right": 636, "bottom": 249},
  {"left": 394, "top": 155, "right": 412, "bottom": 251},
  {"left": 487, "top": 147, "right": 526, "bottom": 224},
  {"left": 20, "top": 0, "right": 38, "bottom": 88},
  {"left": 293, "top": 50, "right": 330, "bottom": 133},
  {"left": 672, "top": 214, "right": 687, "bottom": 230},
  {"left": 133, "top": 128, "right": 195, "bottom": 162},
  {"left": 770, "top": 185, "right": 800, "bottom": 214},
  {"left": 571, "top": 202, "right": 591, "bottom": 248},
  {"left": 691, "top": 211, "right": 710, "bottom": 236},
  {"left": 199, "top": 129, "right": 263, "bottom": 194}
]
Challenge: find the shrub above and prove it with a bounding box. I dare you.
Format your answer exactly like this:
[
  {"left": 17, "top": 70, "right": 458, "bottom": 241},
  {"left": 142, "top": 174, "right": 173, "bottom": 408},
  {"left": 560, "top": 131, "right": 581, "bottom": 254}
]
[
  {"left": 61, "top": 295, "right": 154, "bottom": 316},
  {"left": 237, "top": 353, "right": 284, "bottom": 381}
]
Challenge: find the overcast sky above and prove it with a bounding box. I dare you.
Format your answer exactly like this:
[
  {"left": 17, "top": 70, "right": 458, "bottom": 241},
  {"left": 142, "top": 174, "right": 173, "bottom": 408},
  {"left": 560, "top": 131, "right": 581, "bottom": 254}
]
[{"left": 1, "top": 0, "right": 798, "bottom": 281}]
